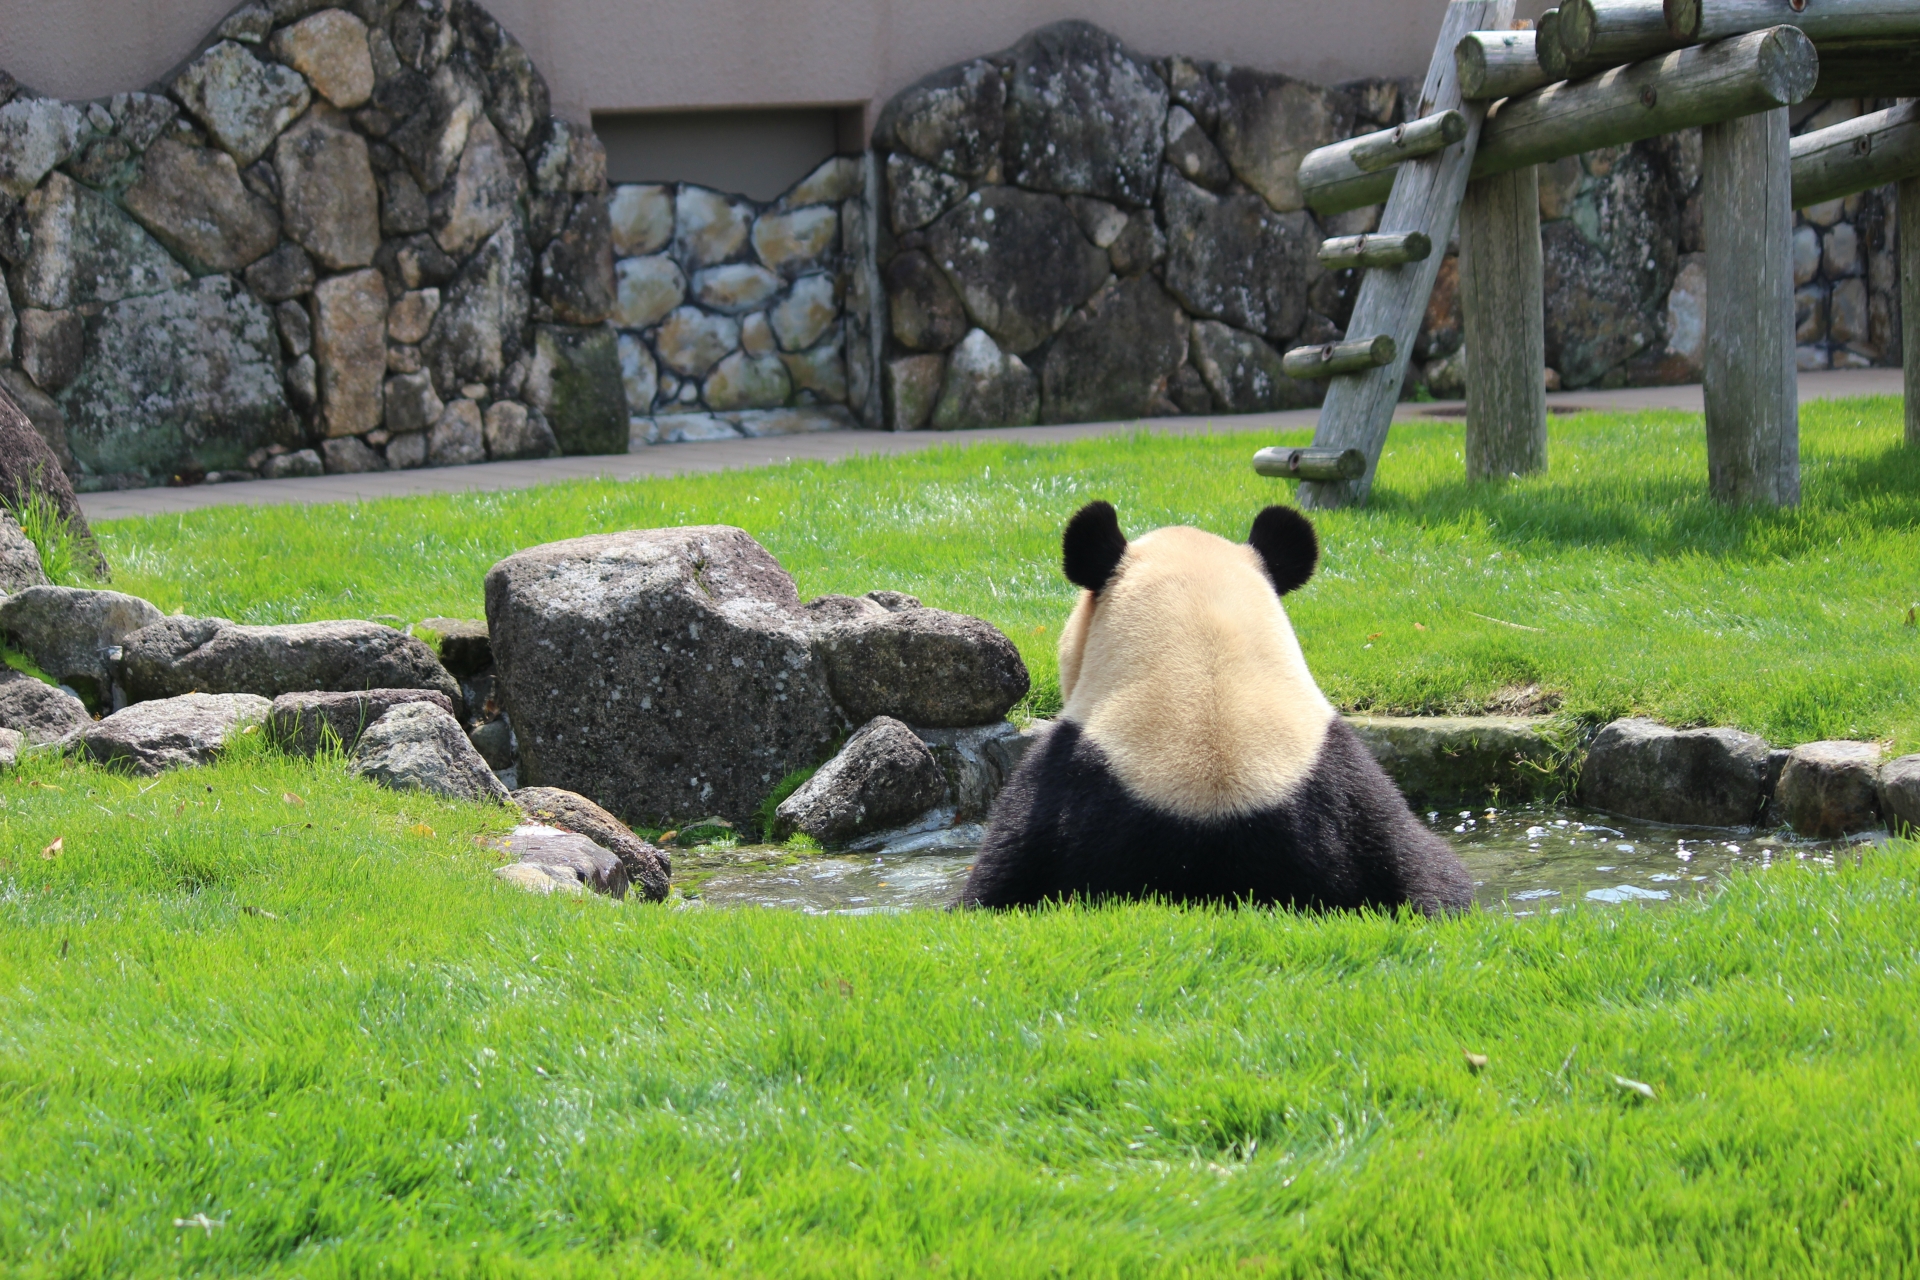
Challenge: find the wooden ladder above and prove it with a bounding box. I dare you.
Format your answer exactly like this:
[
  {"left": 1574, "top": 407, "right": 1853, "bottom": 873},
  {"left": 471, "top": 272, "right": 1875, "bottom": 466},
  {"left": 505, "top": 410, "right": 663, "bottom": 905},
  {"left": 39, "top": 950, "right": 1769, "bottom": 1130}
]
[{"left": 1293, "top": 0, "right": 1514, "bottom": 509}]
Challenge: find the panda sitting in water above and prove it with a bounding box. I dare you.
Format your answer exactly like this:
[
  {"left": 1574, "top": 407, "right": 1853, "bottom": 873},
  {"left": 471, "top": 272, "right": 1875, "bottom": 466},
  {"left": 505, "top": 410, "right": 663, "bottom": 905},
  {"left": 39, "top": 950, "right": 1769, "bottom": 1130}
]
[{"left": 960, "top": 501, "right": 1473, "bottom": 915}]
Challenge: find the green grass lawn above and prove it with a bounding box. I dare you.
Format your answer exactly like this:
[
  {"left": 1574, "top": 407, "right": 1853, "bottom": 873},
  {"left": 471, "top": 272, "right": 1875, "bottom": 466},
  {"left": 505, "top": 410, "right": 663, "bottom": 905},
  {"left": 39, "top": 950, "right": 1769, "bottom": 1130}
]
[
  {"left": 100, "top": 396, "right": 1920, "bottom": 751},
  {"left": 3, "top": 399, "right": 1918, "bottom": 1275}
]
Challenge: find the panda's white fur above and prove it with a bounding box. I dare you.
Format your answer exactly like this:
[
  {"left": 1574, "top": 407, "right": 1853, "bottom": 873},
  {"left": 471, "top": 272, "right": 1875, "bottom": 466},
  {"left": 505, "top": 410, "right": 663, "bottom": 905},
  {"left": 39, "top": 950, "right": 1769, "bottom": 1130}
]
[
  {"left": 1057, "top": 526, "right": 1334, "bottom": 822},
  {"left": 961, "top": 502, "right": 1474, "bottom": 914}
]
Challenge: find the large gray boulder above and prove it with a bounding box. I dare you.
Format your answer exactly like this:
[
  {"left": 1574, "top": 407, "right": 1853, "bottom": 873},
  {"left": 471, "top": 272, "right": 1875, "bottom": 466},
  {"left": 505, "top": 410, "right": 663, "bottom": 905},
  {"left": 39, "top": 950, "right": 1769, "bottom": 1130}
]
[
  {"left": 811, "top": 595, "right": 1029, "bottom": 728},
  {"left": 59, "top": 276, "right": 300, "bottom": 479},
  {"left": 122, "top": 137, "right": 281, "bottom": 274},
  {"left": 117, "top": 616, "right": 460, "bottom": 704},
  {"left": 492, "top": 825, "right": 628, "bottom": 898},
  {"left": 1040, "top": 276, "right": 1188, "bottom": 422},
  {"left": 0, "top": 586, "right": 164, "bottom": 708},
  {"left": 1775, "top": 740, "right": 1883, "bottom": 838},
  {"left": 269, "top": 688, "right": 457, "bottom": 755},
  {"left": 0, "top": 668, "right": 91, "bottom": 744},
  {"left": 74, "top": 692, "right": 271, "bottom": 775},
  {"left": 1579, "top": 718, "right": 1770, "bottom": 827},
  {"left": 1879, "top": 754, "right": 1920, "bottom": 835},
  {"left": 1159, "top": 170, "right": 1322, "bottom": 342},
  {"left": 0, "top": 381, "right": 101, "bottom": 576},
  {"left": 512, "top": 785, "right": 669, "bottom": 900},
  {"left": 774, "top": 716, "right": 950, "bottom": 846},
  {"left": 918, "top": 720, "right": 1035, "bottom": 821},
  {"left": 486, "top": 526, "right": 844, "bottom": 828},
  {"left": 926, "top": 189, "right": 1110, "bottom": 355},
  {"left": 0, "top": 512, "right": 48, "bottom": 594},
  {"left": 351, "top": 702, "right": 509, "bottom": 803},
  {"left": 1003, "top": 22, "right": 1168, "bottom": 207}
]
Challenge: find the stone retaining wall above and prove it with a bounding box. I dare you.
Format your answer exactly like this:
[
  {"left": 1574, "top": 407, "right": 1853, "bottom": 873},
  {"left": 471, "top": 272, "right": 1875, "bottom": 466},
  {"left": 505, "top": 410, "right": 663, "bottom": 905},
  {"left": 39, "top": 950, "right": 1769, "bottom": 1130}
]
[{"left": 1, "top": 11, "right": 1902, "bottom": 483}]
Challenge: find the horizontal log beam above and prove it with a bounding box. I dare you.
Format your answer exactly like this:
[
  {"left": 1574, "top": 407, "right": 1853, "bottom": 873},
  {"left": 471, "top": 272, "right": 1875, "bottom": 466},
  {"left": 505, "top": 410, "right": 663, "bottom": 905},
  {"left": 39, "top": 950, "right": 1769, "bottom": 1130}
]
[
  {"left": 1474, "top": 25, "right": 1816, "bottom": 178},
  {"left": 1561, "top": 0, "right": 1689, "bottom": 65},
  {"left": 1282, "top": 335, "right": 1399, "bottom": 379},
  {"left": 1318, "top": 232, "right": 1434, "bottom": 268},
  {"left": 1667, "top": 0, "right": 1920, "bottom": 44},
  {"left": 1791, "top": 102, "right": 1920, "bottom": 208},
  {"left": 1298, "top": 112, "right": 1467, "bottom": 213},
  {"left": 1458, "top": 30, "right": 1553, "bottom": 99},
  {"left": 1252, "top": 447, "right": 1369, "bottom": 482}
]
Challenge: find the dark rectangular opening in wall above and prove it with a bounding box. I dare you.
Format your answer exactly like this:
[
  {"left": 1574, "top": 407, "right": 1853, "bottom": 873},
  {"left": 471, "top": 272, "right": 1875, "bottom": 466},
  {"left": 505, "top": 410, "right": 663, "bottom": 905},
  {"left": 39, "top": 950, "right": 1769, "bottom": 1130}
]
[{"left": 592, "top": 107, "right": 866, "bottom": 203}]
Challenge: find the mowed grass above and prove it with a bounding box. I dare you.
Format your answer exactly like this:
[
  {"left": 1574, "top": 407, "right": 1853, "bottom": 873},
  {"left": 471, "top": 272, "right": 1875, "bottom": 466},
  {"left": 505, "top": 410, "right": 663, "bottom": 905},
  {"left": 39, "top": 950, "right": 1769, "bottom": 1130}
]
[
  {"left": 101, "top": 396, "right": 1920, "bottom": 750},
  {"left": 1, "top": 740, "right": 1916, "bottom": 1277},
  {"left": 2, "top": 398, "right": 1917, "bottom": 1274}
]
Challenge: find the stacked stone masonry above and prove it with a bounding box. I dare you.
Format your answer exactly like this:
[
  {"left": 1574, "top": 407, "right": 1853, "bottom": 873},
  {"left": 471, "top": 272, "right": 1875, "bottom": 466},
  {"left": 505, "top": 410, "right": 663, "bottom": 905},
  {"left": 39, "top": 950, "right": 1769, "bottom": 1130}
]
[
  {"left": 0, "top": 0, "right": 627, "bottom": 490},
  {"left": 0, "top": 13, "right": 1905, "bottom": 481}
]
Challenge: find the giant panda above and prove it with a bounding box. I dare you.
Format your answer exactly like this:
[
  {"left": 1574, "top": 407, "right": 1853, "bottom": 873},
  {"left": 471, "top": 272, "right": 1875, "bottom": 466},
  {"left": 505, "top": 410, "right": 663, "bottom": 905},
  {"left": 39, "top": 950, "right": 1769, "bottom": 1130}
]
[{"left": 960, "top": 501, "right": 1474, "bottom": 915}]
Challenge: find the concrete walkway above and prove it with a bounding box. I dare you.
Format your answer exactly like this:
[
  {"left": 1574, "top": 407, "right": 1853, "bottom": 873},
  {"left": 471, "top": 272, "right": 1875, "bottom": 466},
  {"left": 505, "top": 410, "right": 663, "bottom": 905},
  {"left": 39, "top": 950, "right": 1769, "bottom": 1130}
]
[{"left": 77, "top": 366, "right": 1904, "bottom": 522}]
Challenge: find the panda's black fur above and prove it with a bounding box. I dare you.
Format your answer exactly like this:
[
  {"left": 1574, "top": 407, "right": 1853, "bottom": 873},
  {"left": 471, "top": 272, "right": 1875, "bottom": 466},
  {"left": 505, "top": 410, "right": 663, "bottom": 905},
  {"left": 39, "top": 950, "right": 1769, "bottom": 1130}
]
[{"left": 960, "top": 502, "right": 1474, "bottom": 915}]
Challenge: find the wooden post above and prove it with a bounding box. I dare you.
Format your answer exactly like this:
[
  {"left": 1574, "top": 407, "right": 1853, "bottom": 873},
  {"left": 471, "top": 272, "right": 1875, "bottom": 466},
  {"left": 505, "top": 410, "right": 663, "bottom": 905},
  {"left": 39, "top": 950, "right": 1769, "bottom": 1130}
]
[
  {"left": 1902, "top": 175, "right": 1920, "bottom": 446},
  {"left": 1297, "top": 0, "right": 1514, "bottom": 510},
  {"left": 1460, "top": 165, "right": 1547, "bottom": 480},
  {"left": 1703, "top": 107, "right": 1798, "bottom": 505}
]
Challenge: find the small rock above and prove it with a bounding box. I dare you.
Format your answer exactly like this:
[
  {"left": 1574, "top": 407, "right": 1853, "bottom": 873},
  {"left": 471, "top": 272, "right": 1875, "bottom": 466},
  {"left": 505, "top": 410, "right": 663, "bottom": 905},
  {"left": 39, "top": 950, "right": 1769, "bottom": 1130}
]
[
  {"left": 609, "top": 184, "right": 673, "bottom": 256},
  {"left": 813, "top": 604, "right": 1029, "bottom": 727},
  {"left": 1164, "top": 105, "right": 1231, "bottom": 190},
  {"left": 704, "top": 351, "right": 791, "bottom": 411},
  {"left": 386, "top": 288, "right": 442, "bottom": 345},
  {"left": 618, "top": 332, "right": 658, "bottom": 415},
  {"left": 262, "top": 449, "right": 324, "bottom": 478},
  {"left": 674, "top": 187, "right": 751, "bottom": 269},
  {"left": 886, "top": 354, "right": 945, "bottom": 431},
  {"left": 1776, "top": 740, "right": 1884, "bottom": 837},
  {"left": 774, "top": 716, "right": 949, "bottom": 846},
  {"left": 352, "top": 701, "right": 508, "bottom": 802},
  {"left": 1878, "top": 754, "right": 1920, "bottom": 834},
  {"left": 884, "top": 251, "right": 969, "bottom": 353},
  {"left": 432, "top": 114, "right": 525, "bottom": 257},
  {"left": 118, "top": 614, "right": 459, "bottom": 703},
  {"left": 613, "top": 255, "right": 687, "bottom": 330},
  {"left": 17, "top": 309, "right": 84, "bottom": 393},
  {"left": 887, "top": 152, "right": 969, "bottom": 234},
  {"left": 781, "top": 156, "right": 863, "bottom": 207},
  {"left": 0, "top": 725, "right": 19, "bottom": 770},
  {"left": 244, "top": 242, "right": 317, "bottom": 301},
  {"left": 770, "top": 274, "right": 838, "bottom": 352},
  {"left": 1347, "top": 714, "right": 1559, "bottom": 807},
  {"left": 268, "top": 686, "right": 456, "bottom": 754},
  {"left": 780, "top": 343, "right": 848, "bottom": 402},
  {"left": 321, "top": 436, "right": 386, "bottom": 473},
  {"left": 0, "top": 585, "right": 163, "bottom": 708},
  {"left": 511, "top": 785, "right": 670, "bottom": 899},
  {"left": 172, "top": 40, "right": 312, "bottom": 167},
  {"left": 1190, "top": 319, "right": 1315, "bottom": 412},
  {"left": 123, "top": 137, "right": 281, "bottom": 273},
  {"left": 918, "top": 720, "right": 1031, "bottom": 821},
  {"left": 0, "top": 513, "right": 48, "bottom": 594},
  {"left": 932, "top": 328, "right": 1038, "bottom": 430},
  {"left": 693, "top": 263, "right": 782, "bottom": 315},
  {"left": 384, "top": 370, "right": 444, "bottom": 436},
  {"left": 483, "top": 400, "right": 557, "bottom": 459},
  {"left": 312, "top": 268, "right": 388, "bottom": 436},
  {"left": 269, "top": 9, "right": 374, "bottom": 109},
  {"left": 491, "top": 824, "right": 628, "bottom": 897},
  {"left": 652, "top": 307, "right": 740, "bottom": 378},
  {"left": 386, "top": 432, "right": 428, "bottom": 468},
  {"left": 276, "top": 299, "right": 312, "bottom": 357},
  {"left": 75, "top": 692, "right": 271, "bottom": 775},
  {"left": 380, "top": 168, "right": 430, "bottom": 236},
  {"left": 0, "top": 668, "right": 91, "bottom": 744},
  {"left": 752, "top": 206, "right": 837, "bottom": 276},
  {"left": 0, "top": 97, "right": 84, "bottom": 198}
]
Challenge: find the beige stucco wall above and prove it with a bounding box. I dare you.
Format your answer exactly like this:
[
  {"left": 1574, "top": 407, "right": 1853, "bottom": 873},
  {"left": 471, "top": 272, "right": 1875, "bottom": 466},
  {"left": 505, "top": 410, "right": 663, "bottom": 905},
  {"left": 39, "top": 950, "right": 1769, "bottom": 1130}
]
[{"left": 0, "top": 0, "right": 1550, "bottom": 124}]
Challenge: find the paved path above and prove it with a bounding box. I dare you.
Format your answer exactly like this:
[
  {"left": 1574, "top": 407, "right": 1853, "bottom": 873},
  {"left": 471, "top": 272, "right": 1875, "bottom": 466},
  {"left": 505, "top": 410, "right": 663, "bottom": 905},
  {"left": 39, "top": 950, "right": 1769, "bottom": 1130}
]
[{"left": 78, "top": 367, "right": 1904, "bottom": 522}]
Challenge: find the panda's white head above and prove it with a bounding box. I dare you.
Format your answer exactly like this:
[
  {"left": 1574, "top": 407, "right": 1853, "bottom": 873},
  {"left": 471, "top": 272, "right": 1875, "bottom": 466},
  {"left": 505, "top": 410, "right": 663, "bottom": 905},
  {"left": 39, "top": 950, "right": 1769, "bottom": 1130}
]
[{"left": 1053, "top": 502, "right": 1336, "bottom": 822}]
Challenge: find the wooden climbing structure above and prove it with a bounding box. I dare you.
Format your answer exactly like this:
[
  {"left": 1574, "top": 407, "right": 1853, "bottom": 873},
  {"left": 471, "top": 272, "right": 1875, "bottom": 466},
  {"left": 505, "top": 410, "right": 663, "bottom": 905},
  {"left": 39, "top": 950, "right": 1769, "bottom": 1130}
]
[{"left": 1267, "top": 0, "right": 1920, "bottom": 509}]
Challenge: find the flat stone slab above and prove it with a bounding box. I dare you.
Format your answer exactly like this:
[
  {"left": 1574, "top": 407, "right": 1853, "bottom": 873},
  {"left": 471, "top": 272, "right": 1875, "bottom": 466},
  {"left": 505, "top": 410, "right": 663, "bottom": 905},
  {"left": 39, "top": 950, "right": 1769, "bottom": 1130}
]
[{"left": 1343, "top": 715, "right": 1557, "bottom": 807}]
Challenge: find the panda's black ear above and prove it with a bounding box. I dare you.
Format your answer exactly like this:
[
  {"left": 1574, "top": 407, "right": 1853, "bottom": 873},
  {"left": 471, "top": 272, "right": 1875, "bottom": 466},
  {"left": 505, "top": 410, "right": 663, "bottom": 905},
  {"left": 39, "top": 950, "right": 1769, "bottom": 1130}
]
[
  {"left": 1062, "top": 501, "right": 1127, "bottom": 593},
  {"left": 1248, "top": 505, "right": 1318, "bottom": 596}
]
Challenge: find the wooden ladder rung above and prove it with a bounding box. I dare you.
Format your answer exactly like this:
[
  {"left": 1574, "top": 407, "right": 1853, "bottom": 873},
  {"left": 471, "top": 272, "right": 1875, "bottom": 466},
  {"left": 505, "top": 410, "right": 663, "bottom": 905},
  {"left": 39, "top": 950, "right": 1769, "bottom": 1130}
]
[{"left": 1282, "top": 335, "right": 1398, "bottom": 379}]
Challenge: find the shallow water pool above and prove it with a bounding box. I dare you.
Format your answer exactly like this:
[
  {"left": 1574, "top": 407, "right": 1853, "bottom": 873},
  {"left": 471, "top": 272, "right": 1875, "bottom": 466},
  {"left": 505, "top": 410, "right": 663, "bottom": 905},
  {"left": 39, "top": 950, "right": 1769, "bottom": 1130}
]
[{"left": 670, "top": 807, "right": 1878, "bottom": 915}]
